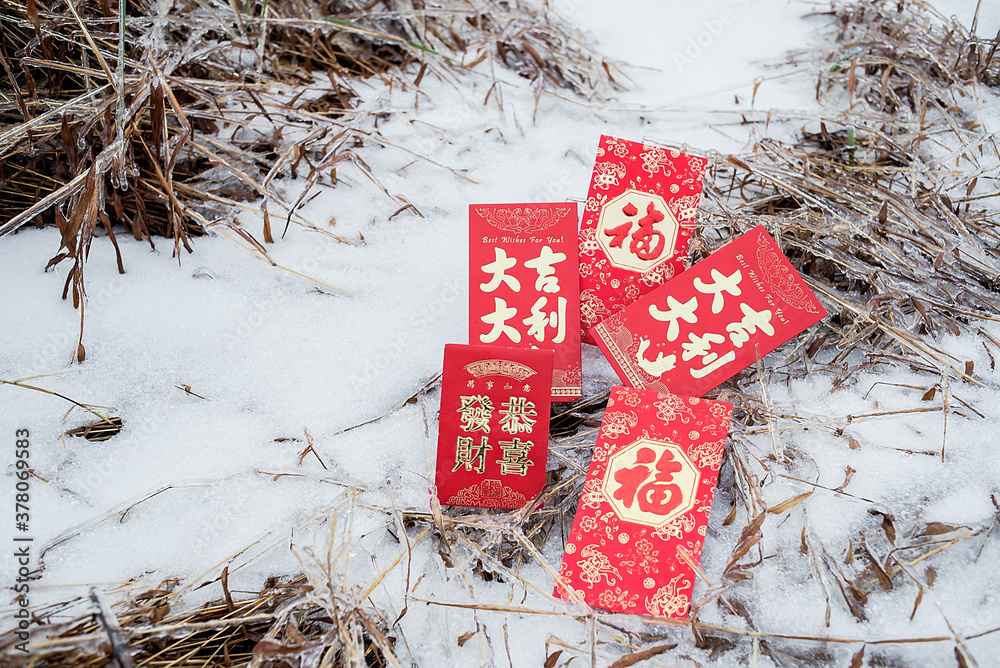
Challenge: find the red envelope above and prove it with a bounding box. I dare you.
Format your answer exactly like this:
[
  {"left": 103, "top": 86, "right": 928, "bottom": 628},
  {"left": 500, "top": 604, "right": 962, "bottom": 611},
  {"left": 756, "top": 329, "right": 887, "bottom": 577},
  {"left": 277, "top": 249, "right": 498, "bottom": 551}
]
[
  {"left": 579, "top": 136, "right": 707, "bottom": 342},
  {"left": 470, "top": 203, "right": 582, "bottom": 401},
  {"left": 435, "top": 344, "right": 554, "bottom": 509},
  {"left": 555, "top": 385, "right": 732, "bottom": 617},
  {"left": 589, "top": 226, "right": 827, "bottom": 397}
]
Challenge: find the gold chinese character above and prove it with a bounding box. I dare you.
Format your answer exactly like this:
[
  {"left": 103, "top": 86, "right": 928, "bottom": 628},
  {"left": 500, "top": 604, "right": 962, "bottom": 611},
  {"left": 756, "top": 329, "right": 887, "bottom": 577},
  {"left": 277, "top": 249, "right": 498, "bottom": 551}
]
[
  {"left": 726, "top": 303, "right": 775, "bottom": 347},
  {"left": 457, "top": 395, "right": 493, "bottom": 432},
  {"left": 479, "top": 297, "right": 521, "bottom": 344},
  {"left": 523, "top": 245, "right": 566, "bottom": 293},
  {"left": 453, "top": 436, "right": 492, "bottom": 474},
  {"left": 498, "top": 438, "right": 533, "bottom": 476},
  {"left": 499, "top": 396, "right": 537, "bottom": 434}
]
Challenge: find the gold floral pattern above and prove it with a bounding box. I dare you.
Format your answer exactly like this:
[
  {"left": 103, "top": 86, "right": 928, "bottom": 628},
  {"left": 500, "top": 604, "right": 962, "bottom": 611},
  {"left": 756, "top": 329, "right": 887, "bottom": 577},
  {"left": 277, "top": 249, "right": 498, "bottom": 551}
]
[
  {"left": 601, "top": 411, "right": 639, "bottom": 439},
  {"left": 597, "top": 586, "right": 639, "bottom": 611},
  {"left": 475, "top": 205, "right": 572, "bottom": 233},
  {"left": 754, "top": 227, "right": 822, "bottom": 313},
  {"left": 645, "top": 574, "right": 691, "bottom": 617},
  {"left": 616, "top": 537, "right": 660, "bottom": 575},
  {"left": 463, "top": 359, "right": 537, "bottom": 381},
  {"left": 688, "top": 438, "right": 725, "bottom": 469},
  {"left": 654, "top": 394, "right": 695, "bottom": 424},
  {"left": 578, "top": 545, "right": 622, "bottom": 587},
  {"left": 446, "top": 481, "right": 527, "bottom": 508}
]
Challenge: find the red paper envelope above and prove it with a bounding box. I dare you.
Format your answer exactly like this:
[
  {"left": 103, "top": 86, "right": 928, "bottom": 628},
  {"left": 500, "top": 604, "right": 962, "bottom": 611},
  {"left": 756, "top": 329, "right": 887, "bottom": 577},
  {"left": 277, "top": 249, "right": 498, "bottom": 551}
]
[
  {"left": 435, "top": 344, "right": 554, "bottom": 509},
  {"left": 589, "top": 226, "right": 827, "bottom": 397},
  {"left": 555, "top": 385, "right": 732, "bottom": 617},
  {"left": 470, "top": 203, "right": 582, "bottom": 401},
  {"left": 579, "top": 136, "right": 707, "bottom": 342}
]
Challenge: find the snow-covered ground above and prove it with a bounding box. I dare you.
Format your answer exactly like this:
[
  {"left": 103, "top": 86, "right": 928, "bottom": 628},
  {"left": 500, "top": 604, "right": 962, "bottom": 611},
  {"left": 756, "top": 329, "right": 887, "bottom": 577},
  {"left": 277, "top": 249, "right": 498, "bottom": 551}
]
[{"left": 2, "top": 1, "right": 999, "bottom": 666}]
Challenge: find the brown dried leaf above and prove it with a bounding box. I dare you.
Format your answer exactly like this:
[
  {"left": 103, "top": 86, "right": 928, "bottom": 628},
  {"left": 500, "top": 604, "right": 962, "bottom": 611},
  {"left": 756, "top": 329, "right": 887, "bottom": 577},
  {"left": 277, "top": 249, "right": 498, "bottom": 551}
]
[
  {"left": 464, "top": 50, "right": 489, "bottom": 70},
  {"left": 392, "top": 605, "right": 408, "bottom": 625},
  {"left": 922, "top": 387, "right": 938, "bottom": 401},
  {"left": 836, "top": 576, "right": 868, "bottom": 622},
  {"left": 45, "top": 253, "right": 69, "bottom": 272},
  {"left": 221, "top": 566, "right": 235, "bottom": 612},
  {"left": 806, "top": 332, "right": 829, "bottom": 358},
  {"left": 967, "top": 177, "right": 978, "bottom": 197},
  {"left": 543, "top": 650, "right": 563, "bottom": 668},
  {"left": 151, "top": 603, "right": 169, "bottom": 624},
  {"left": 834, "top": 466, "right": 856, "bottom": 492},
  {"left": 25, "top": 0, "right": 41, "bottom": 39},
  {"left": 457, "top": 630, "right": 476, "bottom": 647},
  {"left": 724, "top": 534, "right": 761, "bottom": 575},
  {"left": 609, "top": 643, "right": 677, "bottom": 668},
  {"left": 849, "top": 645, "right": 865, "bottom": 668},
  {"left": 912, "top": 297, "right": 930, "bottom": 327},
  {"left": 252, "top": 639, "right": 320, "bottom": 657},
  {"left": 696, "top": 635, "right": 735, "bottom": 659},
  {"left": 910, "top": 587, "right": 924, "bottom": 621},
  {"left": 262, "top": 200, "right": 274, "bottom": 244},
  {"left": 724, "top": 513, "right": 766, "bottom": 574},
  {"left": 870, "top": 510, "right": 896, "bottom": 545},
  {"left": 134, "top": 589, "right": 170, "bottom": 602},
  {"left": 414, "top": 61, "right": 427, "bottom": 87},
  {"left": 723, "top": 506, "right": 738, "bottom": 526},
  {"left": 919, "top": 522, "right": 963, "bottom": 536},
  {"left": 767, "top": 491, "right": 813, "bottom": 514},
  {"left": 865, "top": 544, "right": 893, "bottom": 590},
  {"left": 883, "top": 516, "right": 896, "bottom": 546},
  {"left": 727, "top": 155, "right": 752, "bottom": 172},
  {"left": 286, "top": 624, "right": 305, "bottom": 644},
  {"left": 740, "top": 513, "right": 767, "bottom": 543},
  {"left": 727, "top": 598, "right": 755, "bottom": 627}
]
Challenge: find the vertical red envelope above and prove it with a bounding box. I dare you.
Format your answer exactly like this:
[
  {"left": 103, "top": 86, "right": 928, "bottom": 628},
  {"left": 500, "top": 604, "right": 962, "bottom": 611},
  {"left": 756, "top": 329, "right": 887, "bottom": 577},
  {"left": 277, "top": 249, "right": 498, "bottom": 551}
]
[
  {"left": 470, "top": 203, "right": 582, "bottom": 401},
  {"left": 555, "top": 385, "right": 732, "bottom": 617},
  {"left": 436, "top": 343, "right": 554, "bottom": 509},
  {"left": 589, "top": 225, "right": 827, "bottom": 397},
  {"left": 579, "top": 135, "right": 708, "bottom": 342}
]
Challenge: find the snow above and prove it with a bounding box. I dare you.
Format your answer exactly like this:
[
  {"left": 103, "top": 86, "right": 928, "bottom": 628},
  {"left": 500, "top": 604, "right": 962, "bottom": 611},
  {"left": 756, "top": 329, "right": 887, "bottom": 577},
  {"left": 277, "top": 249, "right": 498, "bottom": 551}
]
[{"left": 2, "top": 0, "right": 1000, "bottom": 666}]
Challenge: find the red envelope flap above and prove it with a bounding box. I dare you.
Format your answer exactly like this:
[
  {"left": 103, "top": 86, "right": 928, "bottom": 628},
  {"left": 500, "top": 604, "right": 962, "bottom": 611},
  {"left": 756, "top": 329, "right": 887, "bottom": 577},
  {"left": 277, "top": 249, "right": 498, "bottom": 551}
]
[
  {"left": 589, "top": 225, "right": 827, "bottom": 397},
  {"left": 436, "top": 344, "right": 554, "bottom": 509},
  {"left": 579, "top": 136, "right": 708, "bottom": 341},
  {"left": 470, "top": 203, "right": 582, "bottom": 401},
  {"left": 555, "top": 386, "right": 733, "bottom": 618}
]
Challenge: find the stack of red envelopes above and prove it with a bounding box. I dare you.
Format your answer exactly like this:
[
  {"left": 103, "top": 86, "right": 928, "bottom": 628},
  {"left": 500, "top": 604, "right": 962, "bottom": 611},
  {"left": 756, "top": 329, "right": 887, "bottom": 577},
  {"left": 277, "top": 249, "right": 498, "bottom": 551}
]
[{"left": 433, "top": 135, "right": 827, "bottom": 619}]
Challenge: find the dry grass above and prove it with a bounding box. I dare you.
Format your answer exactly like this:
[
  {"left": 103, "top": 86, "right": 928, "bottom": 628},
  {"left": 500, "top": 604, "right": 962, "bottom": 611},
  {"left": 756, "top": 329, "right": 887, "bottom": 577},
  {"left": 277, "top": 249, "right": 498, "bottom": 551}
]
[
  {"left": 0, "top": 0, "right": 621, "bottom": 361},
  {"left": 0, "top": 499, "right": 410, "bottom": 667},
  {"left": 698, "top": 0, "right": 1000, "bottom": 388},
  {"left": 3, "top": 0, "right": 1000, "bottom": 666}
]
